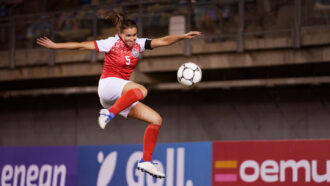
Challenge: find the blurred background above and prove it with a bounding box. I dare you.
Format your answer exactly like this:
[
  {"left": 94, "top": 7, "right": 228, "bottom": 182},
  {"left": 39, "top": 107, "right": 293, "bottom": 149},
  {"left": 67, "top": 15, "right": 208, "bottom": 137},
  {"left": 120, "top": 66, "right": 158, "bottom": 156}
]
[{"left": 0, "top": 0, "right": 330, "bottom": 146}]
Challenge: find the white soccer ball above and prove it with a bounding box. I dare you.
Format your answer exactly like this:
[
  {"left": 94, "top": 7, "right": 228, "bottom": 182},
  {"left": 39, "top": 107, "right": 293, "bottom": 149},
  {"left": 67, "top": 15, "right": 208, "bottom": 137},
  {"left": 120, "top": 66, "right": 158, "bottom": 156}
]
[{"left": 177, "top": 62, "right": 202, "bottom": 87}]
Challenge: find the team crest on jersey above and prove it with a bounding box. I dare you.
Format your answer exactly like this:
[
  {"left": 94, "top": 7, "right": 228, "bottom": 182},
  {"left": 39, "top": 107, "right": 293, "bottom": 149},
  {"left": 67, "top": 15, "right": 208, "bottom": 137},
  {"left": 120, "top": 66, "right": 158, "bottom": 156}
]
[{"left": 132, "top": 48, "right": 139, "bottom": 58}]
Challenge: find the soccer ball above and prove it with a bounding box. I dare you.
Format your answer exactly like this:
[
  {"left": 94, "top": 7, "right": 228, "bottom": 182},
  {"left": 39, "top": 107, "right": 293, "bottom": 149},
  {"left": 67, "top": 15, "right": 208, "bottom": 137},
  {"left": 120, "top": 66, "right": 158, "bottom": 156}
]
[{"left": 177, "top": 62, "right": 202, "bottom": 87}]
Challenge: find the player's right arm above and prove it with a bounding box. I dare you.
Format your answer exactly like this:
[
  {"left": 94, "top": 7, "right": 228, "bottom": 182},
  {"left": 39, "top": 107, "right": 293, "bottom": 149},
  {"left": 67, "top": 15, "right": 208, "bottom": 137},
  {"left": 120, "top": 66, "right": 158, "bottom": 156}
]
[{"left": 36, "top": 36, "right": 95, "bottom": 50}]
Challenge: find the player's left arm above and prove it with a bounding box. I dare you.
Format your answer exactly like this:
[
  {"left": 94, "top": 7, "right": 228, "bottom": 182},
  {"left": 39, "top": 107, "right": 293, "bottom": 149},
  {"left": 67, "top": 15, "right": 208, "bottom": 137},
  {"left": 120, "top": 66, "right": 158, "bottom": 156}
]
[{"left": 150, "top": 31, "right": 201, "bottom": 49}]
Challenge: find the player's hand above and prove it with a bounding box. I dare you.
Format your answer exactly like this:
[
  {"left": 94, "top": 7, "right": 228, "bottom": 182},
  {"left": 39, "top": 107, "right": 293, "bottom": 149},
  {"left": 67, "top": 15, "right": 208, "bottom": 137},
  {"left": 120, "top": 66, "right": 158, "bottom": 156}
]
[
  {"left": 36, "top": 36, "right": 57, "bottom": 49},
  {"left": 184, "top": 31, "right": 202, "bottom": 39}
]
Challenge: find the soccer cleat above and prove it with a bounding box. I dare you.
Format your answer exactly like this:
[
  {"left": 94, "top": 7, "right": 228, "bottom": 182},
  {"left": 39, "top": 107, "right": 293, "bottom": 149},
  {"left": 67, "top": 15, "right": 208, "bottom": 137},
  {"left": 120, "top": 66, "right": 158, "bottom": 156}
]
[
  {"left": 98, "top": 109, "right": 115, "bottom": 129},
  {"left": 137, "top": 159, "right": 165, "bottom": 178}
]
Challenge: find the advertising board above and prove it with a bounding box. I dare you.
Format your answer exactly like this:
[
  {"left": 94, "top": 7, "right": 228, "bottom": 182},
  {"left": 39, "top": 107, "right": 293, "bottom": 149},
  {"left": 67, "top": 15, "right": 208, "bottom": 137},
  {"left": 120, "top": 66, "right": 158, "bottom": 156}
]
[
  {"left": 0, "top": 146, "right": 77, "bottom": 186},
  {"left": 78, "top": 142, "right": 212, "bottom": 186},
  {"left": 212, "top": 140, "right": 330, "bottom": 186}
]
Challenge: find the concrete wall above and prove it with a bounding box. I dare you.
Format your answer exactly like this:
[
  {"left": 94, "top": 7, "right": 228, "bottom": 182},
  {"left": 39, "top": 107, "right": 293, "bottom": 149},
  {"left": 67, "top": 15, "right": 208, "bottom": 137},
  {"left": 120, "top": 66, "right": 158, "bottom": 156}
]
[{"left": 1, "top": 86, "right": 330, "bottom": 146}]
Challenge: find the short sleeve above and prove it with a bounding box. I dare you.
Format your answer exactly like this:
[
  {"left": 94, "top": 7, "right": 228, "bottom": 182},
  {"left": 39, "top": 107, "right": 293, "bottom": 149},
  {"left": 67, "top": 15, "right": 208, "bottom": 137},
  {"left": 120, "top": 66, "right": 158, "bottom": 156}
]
[
  {"left": 136, "top": 38, "right": 152, "bottom": 52},
  {"left": 94, "top": 36, "right": 117, "bottom": 53}
]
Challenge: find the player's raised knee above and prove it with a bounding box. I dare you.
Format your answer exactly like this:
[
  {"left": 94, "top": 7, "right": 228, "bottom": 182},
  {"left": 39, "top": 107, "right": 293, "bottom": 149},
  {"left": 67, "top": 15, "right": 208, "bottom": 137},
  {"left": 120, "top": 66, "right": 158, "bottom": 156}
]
[
  {"left": 153, "top": 114, "right": 162, "bottom": 126},
  {"left": 138, "top": 86, "right": 148, "bottom": 98}
]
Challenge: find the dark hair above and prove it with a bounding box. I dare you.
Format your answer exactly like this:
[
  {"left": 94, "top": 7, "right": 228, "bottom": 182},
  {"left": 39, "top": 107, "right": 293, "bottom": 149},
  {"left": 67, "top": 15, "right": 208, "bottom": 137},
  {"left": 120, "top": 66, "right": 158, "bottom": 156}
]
[{"left": 105, "top": 10, "right": 137, "bottom": 33}]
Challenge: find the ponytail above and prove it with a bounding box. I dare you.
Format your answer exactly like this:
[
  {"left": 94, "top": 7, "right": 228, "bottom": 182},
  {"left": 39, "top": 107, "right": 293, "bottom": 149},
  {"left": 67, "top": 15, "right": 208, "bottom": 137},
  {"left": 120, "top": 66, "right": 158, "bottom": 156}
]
[{"left": 104, "top": 9, "right": 137, "bottom": 33}]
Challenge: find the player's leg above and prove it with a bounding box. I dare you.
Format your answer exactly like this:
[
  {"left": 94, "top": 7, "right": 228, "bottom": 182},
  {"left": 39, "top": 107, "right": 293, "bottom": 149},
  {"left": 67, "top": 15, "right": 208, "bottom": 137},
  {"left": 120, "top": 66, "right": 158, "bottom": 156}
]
[
  {"left": 128, "top": 102, "right": 162, "bottom": 125},
  {"left": 128, "top": 102, "right": 162, "bottom": 162},
  {"left": 109, "top": 82, "right": 147, "bottom": 115},
  {"left": 98, "top": 81, "right": 147, "bottom": 129},
  {"left": 128, "top": 102, "right": 165, "bottom": 178}
]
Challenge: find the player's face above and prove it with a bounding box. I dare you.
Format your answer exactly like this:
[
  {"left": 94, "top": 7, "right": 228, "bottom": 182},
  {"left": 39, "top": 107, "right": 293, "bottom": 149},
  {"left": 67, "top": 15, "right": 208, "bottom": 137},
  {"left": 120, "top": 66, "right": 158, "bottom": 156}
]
[{"left": 120, "top": 27, "right": 138, "bottom": 48}]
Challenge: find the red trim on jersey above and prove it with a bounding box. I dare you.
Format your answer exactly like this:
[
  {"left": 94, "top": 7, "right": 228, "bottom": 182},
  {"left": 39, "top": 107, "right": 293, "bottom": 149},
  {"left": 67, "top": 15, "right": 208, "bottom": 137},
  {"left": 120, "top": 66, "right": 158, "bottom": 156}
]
[{"left": 94, "top": 40, "right": 99, "bottom": 52}]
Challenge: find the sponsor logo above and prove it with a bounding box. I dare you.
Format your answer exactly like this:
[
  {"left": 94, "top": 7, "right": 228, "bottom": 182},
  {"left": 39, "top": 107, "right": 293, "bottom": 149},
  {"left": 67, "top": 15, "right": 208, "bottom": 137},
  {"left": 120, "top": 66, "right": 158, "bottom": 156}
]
[
  {"left": 78, "top": 142, "right": 211, "bottom": 186},
  {"left": 214, "top": 159, "right": 330, "bottom": 183},
  {"left": 95, "top": 148, "right": 194, "bottom": 186},
  {"left": 96, "top": 151, "right": 117, "bottom": 186},
  {"left": 1, "top": 164, "right": 67, "bottom": 186},
  {"left": 214, "top": 160, "right": 238, "bottom": 182}
]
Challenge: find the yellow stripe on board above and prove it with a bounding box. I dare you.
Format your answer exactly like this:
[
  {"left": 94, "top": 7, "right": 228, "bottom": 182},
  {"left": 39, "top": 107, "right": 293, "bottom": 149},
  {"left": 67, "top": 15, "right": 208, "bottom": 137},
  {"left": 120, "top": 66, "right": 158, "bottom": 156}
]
[{"left": 215, "top": 161, "right": 237, "bottom": 168}]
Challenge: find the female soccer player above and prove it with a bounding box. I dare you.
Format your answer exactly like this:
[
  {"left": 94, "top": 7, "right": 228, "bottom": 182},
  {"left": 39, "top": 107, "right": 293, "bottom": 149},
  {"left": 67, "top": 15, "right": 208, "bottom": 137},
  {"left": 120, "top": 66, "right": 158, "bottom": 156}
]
[{"left": 37, "top": 10, "right": 201, "bottom": 178}]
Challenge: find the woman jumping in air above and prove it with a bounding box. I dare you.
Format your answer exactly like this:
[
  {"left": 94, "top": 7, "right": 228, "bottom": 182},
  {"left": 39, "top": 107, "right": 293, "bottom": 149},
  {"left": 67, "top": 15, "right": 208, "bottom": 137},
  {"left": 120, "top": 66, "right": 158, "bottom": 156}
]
[{"left": 37, "top": 10, "right": 201, "bottom": 178}]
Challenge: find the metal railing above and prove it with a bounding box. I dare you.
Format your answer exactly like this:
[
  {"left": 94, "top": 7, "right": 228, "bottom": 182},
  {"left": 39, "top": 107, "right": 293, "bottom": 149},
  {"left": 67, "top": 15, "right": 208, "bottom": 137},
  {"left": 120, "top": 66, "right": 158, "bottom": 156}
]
[{"left": 0, "top": 0, "right": 329, "bottom": 69}]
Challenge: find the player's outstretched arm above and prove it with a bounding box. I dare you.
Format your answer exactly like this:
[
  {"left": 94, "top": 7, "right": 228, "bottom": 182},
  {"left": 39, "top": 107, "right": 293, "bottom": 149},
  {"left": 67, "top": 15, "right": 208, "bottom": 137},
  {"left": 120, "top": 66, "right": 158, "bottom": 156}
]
[
  {"left": 36, "top": 36, "right": 95, "bottom": 50},
  {"left": 151, "top": 31, "right": 201, "bottom": 49}
]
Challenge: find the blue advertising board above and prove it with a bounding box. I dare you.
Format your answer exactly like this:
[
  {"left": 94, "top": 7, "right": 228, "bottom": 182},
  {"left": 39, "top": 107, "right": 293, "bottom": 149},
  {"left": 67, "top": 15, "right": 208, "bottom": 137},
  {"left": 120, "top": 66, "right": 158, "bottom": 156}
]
[
  {"left": 78, "top": 142, "right": 212, "bottom": 186},
  {"left": 0, "top": 146, "right": 77, "bottom": 186}
]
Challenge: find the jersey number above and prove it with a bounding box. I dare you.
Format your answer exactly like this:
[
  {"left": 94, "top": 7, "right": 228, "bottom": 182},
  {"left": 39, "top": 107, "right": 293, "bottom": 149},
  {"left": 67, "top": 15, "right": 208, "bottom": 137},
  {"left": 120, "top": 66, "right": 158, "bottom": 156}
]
[{"left": 125, "top": 56, "right": 130, "bottom": 65}]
